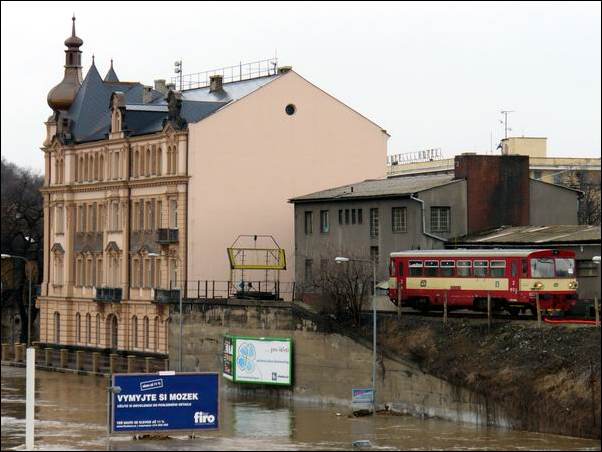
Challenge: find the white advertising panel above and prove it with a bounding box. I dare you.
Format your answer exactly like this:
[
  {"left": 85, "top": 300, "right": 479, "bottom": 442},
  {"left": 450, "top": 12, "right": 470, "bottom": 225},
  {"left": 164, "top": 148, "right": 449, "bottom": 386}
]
[{"left": 231, "top": 337, "right": 292, "bottom": 386}]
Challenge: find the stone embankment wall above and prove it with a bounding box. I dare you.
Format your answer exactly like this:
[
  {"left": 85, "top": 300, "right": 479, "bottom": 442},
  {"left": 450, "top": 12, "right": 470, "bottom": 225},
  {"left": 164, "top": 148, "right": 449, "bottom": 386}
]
[{"left": 171, "top": 299, "right": 510, "bottom": 427}]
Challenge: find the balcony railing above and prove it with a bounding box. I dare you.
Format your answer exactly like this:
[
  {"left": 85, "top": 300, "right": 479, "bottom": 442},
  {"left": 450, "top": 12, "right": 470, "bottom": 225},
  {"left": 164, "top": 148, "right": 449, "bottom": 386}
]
[
  {"left": 154, "top": 289, "right": 181, "bottom": 304},
  {"left": 157, "top": 228, "right": 179, "bottom": 244},
  {"left": 95, "top": 287, "right": 123, "bottom": 303}
]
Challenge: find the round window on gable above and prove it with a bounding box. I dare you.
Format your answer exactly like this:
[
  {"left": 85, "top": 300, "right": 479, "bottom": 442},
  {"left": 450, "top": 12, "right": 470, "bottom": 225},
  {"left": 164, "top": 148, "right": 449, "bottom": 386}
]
[{"left": 285, "top": 104, "right": 296, "bottom": 116}]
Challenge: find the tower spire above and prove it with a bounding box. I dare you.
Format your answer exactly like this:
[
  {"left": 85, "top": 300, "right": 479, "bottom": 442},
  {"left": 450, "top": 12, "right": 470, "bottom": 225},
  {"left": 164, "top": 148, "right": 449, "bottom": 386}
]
[
  {"left": 104, "top": 58, "right": 119, "bottom": 82},
  {"left": 47, "top": 15, "right": 84, "bottom": 111}
]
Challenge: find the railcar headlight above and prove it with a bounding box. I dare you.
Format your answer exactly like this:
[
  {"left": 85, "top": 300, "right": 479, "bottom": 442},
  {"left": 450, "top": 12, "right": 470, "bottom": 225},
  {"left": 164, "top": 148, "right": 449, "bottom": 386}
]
[
  {"left": 532, "top": 281, "right": 544, "bottom": 290},
  {"left": 569, "top": 281, "right": 578, "bottom": 290}
]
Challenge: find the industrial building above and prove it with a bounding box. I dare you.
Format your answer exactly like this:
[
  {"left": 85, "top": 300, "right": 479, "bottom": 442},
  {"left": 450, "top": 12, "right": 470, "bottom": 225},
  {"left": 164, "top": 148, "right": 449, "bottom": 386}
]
[{"left": 291, "top": 154, "right": 582, "bottom": 292}]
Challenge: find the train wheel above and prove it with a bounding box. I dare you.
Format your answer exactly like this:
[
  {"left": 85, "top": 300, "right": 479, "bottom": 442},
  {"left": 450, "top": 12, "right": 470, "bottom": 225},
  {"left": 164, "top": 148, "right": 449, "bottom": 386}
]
[{"left": 507, "top": 307, "right": 520, "bottom": 318}]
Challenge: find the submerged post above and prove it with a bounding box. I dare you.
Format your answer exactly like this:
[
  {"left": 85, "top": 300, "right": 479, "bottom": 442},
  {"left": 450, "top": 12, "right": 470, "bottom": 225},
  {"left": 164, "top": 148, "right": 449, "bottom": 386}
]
[
  {"left": 536, "top": 293, "right": 542, "bottom": 328},
  {"left": 487, "top": 293, "right": 492, "bottom": 331},
  {"left": 595, "top": 296, "right": 600, "bottom": 328},
  {"left": 397, "top": 280, "right": 402, "bottom": 320},
  {"left": 25, "top": 347, "right": 35, "bottom": 450},
  {"left": 443, "top": 292, "right": 448, "bottom": 325}
]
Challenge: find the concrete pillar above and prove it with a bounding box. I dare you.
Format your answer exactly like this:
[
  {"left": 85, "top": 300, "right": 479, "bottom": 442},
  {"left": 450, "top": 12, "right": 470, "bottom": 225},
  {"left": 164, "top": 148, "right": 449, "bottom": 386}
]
[
  {"left": 145, "top": 357, "right": 152, "bottom": 373},
  {"left": 164, "top": 358, "right": 169, "bottom": 371},
  {"left": 92, "top": 352, "right": 100, "bottom": 373},
  {"left": 59, "top": 349, "right": 69, "bottom": 368},
  {"left": 1, "top": 343, "right": 11, "bottom": 361},
  {"left": 75, "top": 350, "right": 84, "bottom": 370},
  {"left": 109, "top": 354, "right": 118, "bottom": 374},
  {"left": 14, "top": 344, "right": 24, "bottom": 362},
  {"left": 127, "top": 355, "right": 136, "bottom": 373},
  {"left": 45, "top": 348, "right": 53, "bottom": 367}
]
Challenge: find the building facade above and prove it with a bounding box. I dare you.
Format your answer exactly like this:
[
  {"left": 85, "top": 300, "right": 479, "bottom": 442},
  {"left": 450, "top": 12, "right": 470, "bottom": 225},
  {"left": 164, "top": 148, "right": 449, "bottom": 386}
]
[
  {"left": 37, "top": 19, "right": 388, "bottom": 354},
  {"left": 291, "top": 155, "right": 581, "bottom": 289}
]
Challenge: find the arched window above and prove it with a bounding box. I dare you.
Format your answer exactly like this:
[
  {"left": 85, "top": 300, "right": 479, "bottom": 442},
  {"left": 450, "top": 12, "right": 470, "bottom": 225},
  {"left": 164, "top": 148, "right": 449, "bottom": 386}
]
[
  {"left": 153, "top": 316, "right": 160, "bottom": 352},
  {"left": 54, "top": 158, "right": 59, "bottom": 184},
  {"left": 133, "top": 149, "right": 139, "bottom": 177},
  {"left": 166, "top": 146, "right": 172, "bottom": 174},
  {"left": 99, "top": 154, "right": 104, "bottom": 181},
  {"left": 53, "top": 312, "right": 61, "bottom": 344},
  {"left": 157, "top": 146, "right": 162, "bottom": 175},
  {"left": 171, "top": 146, "right": 178, "bottom": 174},
  {"left": 164, "top": 318, "right": 171, "bottom": 353},
  {"left": 96, "top": 313, "right": 101, "bottom": 346},
  {"left": 143, "top": 316, "right": 149, "bottom": 349},
  {"left": 107, "top": 314, "right": 118, "bottom": 350},
  {"left": 75, "top": 312, "right": 81, "bottom": 343},
  {"left": 146, "top": 147, "right": 151, "bottom": 176},
  {"left": 131, "top": 316, "right": 138, "bottom": 349},
  {"left": 86, "top": 313, "right": 91, "bottom": 344}
]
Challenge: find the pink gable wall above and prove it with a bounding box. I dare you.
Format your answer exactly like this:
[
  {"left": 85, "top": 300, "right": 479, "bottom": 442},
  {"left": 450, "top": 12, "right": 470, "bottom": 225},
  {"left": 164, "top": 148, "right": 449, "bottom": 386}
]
[{"left": 186, "top": 71, "right": 388, "bottom": 286}]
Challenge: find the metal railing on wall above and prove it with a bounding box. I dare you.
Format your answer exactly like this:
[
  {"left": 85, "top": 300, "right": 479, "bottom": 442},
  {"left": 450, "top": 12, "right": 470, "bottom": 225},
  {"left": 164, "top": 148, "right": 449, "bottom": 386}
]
[
  {"left": 166, "top": 280, "right": 296, "bottom": 302},
  {"left": 171, "top": 58, "right": 278, "bottom": 91}
]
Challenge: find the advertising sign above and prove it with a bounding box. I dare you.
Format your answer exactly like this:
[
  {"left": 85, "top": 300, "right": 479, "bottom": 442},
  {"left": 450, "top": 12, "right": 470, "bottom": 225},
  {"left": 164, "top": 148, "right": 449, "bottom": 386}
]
[
  {"left": 223, "top": 335, "right": 292, "bottom": 386},
  {"left": 351, "top": 388, "right": 374, "bottom": 411},
  {"left": 110, "top": 372, "right": 219, "bottom": 434}
]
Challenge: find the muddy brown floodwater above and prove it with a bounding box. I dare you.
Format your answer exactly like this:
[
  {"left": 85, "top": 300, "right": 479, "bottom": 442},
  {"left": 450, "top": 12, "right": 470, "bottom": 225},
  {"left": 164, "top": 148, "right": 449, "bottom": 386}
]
[{"left": 1, "top": 366, "right": 600, "bottom": 451}]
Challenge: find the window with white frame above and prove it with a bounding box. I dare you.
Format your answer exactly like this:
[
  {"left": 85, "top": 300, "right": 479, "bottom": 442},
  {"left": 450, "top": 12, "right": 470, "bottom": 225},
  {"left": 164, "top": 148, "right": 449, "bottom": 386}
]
[
  {"left": 392, "top": 207, "right": 407, "bottom": 233},
  {"left": 430, "top": 207, "right": 450, "bottom": 233}
]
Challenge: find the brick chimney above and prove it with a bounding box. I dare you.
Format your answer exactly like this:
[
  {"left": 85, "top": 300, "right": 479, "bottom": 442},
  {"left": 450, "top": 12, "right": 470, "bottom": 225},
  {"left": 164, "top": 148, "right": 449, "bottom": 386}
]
[
  {"left": 454, "top": 154, "right": 530, "bottom": 234},
  {"left": 154, "top": 79, "right": 168, "bottom": 95},
  {"left": 209, "top": 75, "right": 223, "bottom": 92}
]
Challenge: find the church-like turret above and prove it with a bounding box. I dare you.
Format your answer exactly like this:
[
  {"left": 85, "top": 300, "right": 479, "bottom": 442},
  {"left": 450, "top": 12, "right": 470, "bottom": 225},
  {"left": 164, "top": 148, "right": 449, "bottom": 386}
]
[{"left": 47, "top": 15, "right": 84, "bottom": 111}]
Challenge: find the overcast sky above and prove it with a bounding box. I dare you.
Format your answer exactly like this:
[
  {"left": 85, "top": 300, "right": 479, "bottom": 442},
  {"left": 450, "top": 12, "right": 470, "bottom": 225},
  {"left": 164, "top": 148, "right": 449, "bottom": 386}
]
[{"left": 1, "top": 1, "right": 600, "bottom": 172}]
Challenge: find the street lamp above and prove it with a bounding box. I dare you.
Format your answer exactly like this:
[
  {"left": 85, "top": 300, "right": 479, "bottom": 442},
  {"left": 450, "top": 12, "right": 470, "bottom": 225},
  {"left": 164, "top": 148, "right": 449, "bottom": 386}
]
[
  {"left": 148, "top": 252, "right": 183, "bottom": 372},
  {"left": 1, "top": 253, "right": 33, "bottom": 347},
  {"left": 335, "top": 255, "right": 377, "bottom": 415}
]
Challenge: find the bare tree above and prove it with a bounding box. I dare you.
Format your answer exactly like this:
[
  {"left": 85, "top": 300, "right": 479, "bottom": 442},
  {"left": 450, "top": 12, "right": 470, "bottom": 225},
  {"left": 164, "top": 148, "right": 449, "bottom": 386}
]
[
  {"left": 1, "top": 157, "right": 44, "bottom": 343},
  {"left": 314, "top": 257, "right": 373, "bottom": 326},
  {"left": 578, "top": 182, "right": 601, "bottom": 226}
]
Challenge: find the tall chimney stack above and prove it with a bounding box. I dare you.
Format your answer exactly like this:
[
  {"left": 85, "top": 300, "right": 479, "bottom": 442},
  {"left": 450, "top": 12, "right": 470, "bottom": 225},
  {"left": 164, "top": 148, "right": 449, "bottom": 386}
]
[{"left": 454, "top": 154, "right": 530, "bottom": 234}]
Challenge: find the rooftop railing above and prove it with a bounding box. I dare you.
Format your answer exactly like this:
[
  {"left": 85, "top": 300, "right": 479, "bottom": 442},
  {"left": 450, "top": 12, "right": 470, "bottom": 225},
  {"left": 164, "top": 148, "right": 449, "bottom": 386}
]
[{"left": 171, "top": 58, "right": 279, "bottom": 91}]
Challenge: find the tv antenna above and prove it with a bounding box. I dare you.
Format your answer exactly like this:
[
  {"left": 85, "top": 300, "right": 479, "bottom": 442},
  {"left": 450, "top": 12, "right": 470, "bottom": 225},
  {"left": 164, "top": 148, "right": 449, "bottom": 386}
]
[
  {"left": 174, "top": 59, "right": 182, "bottom": 91},
  {"left": 500, "top": 110, "right": 514, "bottom": 139}
]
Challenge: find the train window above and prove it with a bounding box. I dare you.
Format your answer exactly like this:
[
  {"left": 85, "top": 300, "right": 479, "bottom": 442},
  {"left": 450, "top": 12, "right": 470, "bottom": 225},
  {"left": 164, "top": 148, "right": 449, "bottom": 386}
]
[
  {"left": 398, "top": 262, "right": 403, "bottom": 276},
  {"left": 440, "top": 261, "right": 455, "bottom": 277},
  {"left": 389, "top": 260, "right": 396, "bottom": 277},
  {"left": 424, "top": 260, "right": 439, "bottom": 277},
  {"left": 522, "top": 259, "right": 528, "bottom": 276},
  {"left": 409, "top": 260, "right": 423, "bottom": 277},
  {"left": 511, "top": 261, "right": 518, "bottom": 277},
  {"left": 490, "top": 260, "right": 506, "bottom": 277},
  {"left": 531, "top": 258, "right": 555, "bottom": 278},
  {"left": 555, "top": 258, "right": 575, "bottom": 277},
  {"left": 474, "top": 260, "right": 489, "bottom": 277},
  {"left": 457, "top": 260, "right": 471, "bottom": 277}
]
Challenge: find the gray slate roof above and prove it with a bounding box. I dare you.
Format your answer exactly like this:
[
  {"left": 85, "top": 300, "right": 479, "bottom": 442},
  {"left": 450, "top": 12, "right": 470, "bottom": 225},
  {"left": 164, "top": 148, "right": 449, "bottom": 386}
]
[
  {"left": 453, "top": 225, "right": 601, "bottom": 244},
  {"left": 290, "top": 174, "right": 459, "bottom": 203},
  {"left": 65, "top": 64, "right": 278, "bottom": 144}
]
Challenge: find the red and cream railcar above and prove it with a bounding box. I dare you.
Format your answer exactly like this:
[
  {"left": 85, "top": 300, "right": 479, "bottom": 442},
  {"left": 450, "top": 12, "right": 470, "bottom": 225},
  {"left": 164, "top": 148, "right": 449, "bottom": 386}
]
[{"left": 388, "top": 249, "right": 578, "bottom": 315}]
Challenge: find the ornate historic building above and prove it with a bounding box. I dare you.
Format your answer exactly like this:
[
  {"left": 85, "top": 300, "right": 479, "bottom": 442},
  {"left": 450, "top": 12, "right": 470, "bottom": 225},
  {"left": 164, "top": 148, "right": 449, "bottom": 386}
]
[{"left": 38, "top": 18, "right": 389, "bottom": 355}]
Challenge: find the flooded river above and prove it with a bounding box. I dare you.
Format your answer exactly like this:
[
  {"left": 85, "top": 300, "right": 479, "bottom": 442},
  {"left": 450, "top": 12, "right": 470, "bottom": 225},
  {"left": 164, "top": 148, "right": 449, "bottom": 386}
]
[{"left": 1, "top": 365, "right": 600, "bottom": 450}]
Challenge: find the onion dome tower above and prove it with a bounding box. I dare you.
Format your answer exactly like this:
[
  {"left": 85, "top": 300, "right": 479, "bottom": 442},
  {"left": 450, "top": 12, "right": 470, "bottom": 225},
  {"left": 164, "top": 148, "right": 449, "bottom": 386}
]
[{"left": 47, "top": 15, "right": 84, "bottom": 111}]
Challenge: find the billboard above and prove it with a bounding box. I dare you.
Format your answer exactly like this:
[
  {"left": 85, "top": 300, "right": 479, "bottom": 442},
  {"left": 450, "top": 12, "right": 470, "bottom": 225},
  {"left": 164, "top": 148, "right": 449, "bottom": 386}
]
[
  {"left": 351, "top": 388, "right": 374, "bottom": 412},
  {"left": 110, "top": 372, "right": 219, "bottom": 434},
  {"left": 223, "top": 335, "right": 292, "bottom": 386}
]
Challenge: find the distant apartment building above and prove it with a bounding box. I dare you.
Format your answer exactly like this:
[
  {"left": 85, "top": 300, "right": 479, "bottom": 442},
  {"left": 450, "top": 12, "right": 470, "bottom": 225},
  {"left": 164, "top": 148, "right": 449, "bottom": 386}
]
[
  {"left": 38, "top": 18, "right": 387, "bottom": 354},
  {"left": 291, "top": 154, "right": 581, "bottom": 288}
]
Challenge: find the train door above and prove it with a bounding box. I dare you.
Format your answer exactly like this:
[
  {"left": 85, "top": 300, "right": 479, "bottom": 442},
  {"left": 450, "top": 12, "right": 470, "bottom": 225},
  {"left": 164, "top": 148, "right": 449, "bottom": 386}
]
[{"left": 510, "top": 259, "right": 519, "bottom": 297}]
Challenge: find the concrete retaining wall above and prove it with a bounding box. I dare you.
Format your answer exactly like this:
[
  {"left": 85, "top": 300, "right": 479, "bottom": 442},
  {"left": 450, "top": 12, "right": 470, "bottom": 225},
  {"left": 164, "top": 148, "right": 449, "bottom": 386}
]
[{"left": 171, "top": 299, "right": 510, "bottom": 427}]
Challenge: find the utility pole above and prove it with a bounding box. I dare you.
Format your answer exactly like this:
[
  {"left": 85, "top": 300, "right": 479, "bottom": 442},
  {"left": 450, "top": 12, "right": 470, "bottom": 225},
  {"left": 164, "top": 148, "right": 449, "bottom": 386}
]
[{"left": 500, "top": 110, "right": 515, "bottom": 139}]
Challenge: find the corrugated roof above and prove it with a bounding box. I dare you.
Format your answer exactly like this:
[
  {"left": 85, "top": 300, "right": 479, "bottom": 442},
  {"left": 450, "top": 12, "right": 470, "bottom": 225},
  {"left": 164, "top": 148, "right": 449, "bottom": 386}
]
[
  {"left": 454, "top": 225, "right": 601, "bottom": 244},
  {"left": 290, "top": 174, "right": 459, "bottom": 203}
]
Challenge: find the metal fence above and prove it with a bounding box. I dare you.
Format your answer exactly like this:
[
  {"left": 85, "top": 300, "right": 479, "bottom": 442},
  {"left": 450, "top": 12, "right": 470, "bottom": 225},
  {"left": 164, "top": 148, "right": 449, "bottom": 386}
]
[
  {"left": 171, "top": 58, "right": 279, "bottom": 91},
  {"left": 168, "top": 280, "right": 296, "bottom": 301}
]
